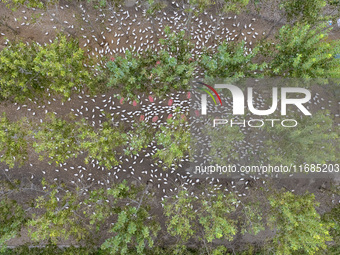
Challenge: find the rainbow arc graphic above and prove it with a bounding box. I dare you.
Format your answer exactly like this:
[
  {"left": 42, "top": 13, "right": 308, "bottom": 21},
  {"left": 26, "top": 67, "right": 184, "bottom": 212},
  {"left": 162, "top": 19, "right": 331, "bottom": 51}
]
[{"left": 196, "top": 82, "right": 223, "bottom": 106}]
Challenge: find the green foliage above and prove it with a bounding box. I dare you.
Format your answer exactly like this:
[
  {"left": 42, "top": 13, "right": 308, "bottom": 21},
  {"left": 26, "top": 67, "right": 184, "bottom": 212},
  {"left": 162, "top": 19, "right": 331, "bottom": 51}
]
[
  {"left": 2, "top": 243, "right": 105, "bottom": 255},
  {"left": 145, "top": 0, "right": 167, "bottom": 16},
  {"left": 322, "top": 203, "right": 340, "bottom": 248},
  {"left": 163, "top": 189, "right": 197, "bottom": 243},
  {"left": 200, "top": 41, "right": 266, "bottom": 79},
  {"left": 153, "top": 110, "right": 190, "bottom": 168},
  {"left": 33, "top": 112, "right": 128, "bottom": 168},
  {"left": 85, "top": 0, "right": 124, "bottom": 10},
  {"left": 78, "top": 118, "right": 127, "bottom": 168},
  {"left": 106, "top": 27, "right": 196, "bottom": 98},
  {"left": 264, "top": 22, "right": 340, "bottom": 79},
  {"left": 101, "top": 205, "right": 160, "bottom": 254},
  {"left": 184, "top": 0, "right": 215, "bottom": 15},
  {"left": 198, "top": 190, "right": 237, "bottom": 243},
  {"left": 163, "top": 188, "right": 238, "bottom": 250},
  {"left": 239, "top": 201, "right": 265, "bottom": 236},
  {"left": 0, "top": 113, "right": 29, "bottom": 168},
  {"left": 0, "top": 112, "right": 147, "bottom": 169},
  {"left": 222, "top": 0, "right": 250, "bottom": 13},
  {"left": 268, "top": 191, "right": 333, "bottom": 255},
  {"left": 84, "top": 180, "right": 136, "bottom": 229},
  {"left": 27, "top": 179, "right": 88, "bottom": 244},
  {"left": 254, "top": 0, "right": 340, "bottom": 24},
  {"left": 262, "top": 111, "right": 338, "bottom": 165},
  {"left": 85, "top": 180, "right": 160, "bottom": 255},
  {"left": 0, "top": 197, "right": 26, "bottom": 253},
  {"left": 2, "top": 0, "right": 57, "bottom": 10},
  {"left": 124, "top": 122, "right": 153, "bottom": 156},
  {"left": 183, "top": 0, "right": 249, "bottom": 15},
  {"left": 32, "top": 113, "right": 80, "bottom": 164},
  {"left": 280, "top": 0, "right": 328, "bottom": 23},
  {"left": 0, "top": 35, "right": 97, "bottom": 102}
]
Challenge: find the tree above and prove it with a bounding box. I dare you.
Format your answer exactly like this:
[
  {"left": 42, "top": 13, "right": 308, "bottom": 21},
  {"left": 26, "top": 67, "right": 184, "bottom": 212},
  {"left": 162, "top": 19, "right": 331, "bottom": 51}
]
[
  {"left": 101, "top": 205, "right": 160, "bottom": 254},
  {"left": 262, "top": 111, "right": 338, "bottom": 166},
  {"left": 2, "top": 0, "right": 58, "bottom": 10},
  {"left": 32, "top": 112, "right": 128, "bottom": 168},
  {"left": 200, "top": 40, "right": 267, "bottom": 80},
  {"left": 33, "top": 112, "right": 130, "bottom": 168},
  {"left": 163, "top": 187, "right": 238, "bottom": 254},
  {"left": 279, "top": 0, "right": 340, "bottom": 24},
  {"left": 84, "top": 0, "right": 124, "bottom": 10},
  {"left": 198, "top": 189, "right": 238, "bottom": 243},
  {"left": 263, "top": 22, "right": 340, "bottom": 79},
  {"left": 0, "top": 34, "right": 98, "bottom": 102},
  {"left": 0, "top": 113, "right": 30, "bottom": 168},
  {"left": 153, "top": 110, "right": 190, "bottom": 169},
  {"left": 106, "top": 27, "right": 196, "bottom": 98},
  {"left": 27, "top": 179, "right": 89, "bottom": 245},
  {"left": 124, "top": 122, "right": 153, "bottom": 156},
  {"left": 238, "top": 198, "right": 266, "bottom": 237},
  {"left": 251, "top": 0, "right": 340, "bottom": 26},
  {"left": 78, "top": 116, "right": 128, "bottom": 169},
  {"left": 85, "top": 180, "right": 160, "bottom": 255},
  {"left": 167, "top": 0, "right": 250, "bottom": 18},
  {"left": 268, "top": 190, "right": 333, "bottom": 255},
  {"left": 163, "top": 189, "right": 196, "bottom": 246},
  {"left": 0, "top": 196, "right": 26, "bottom": 253},
  {"left": 32, "top": 113, "right": 81, "bottom": 164},
  {"left": 322, "top": 186, "right": 340, "bottom": 254},
  {"left": 0, "top": 111, "right": 146, "bottom": 169}
]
